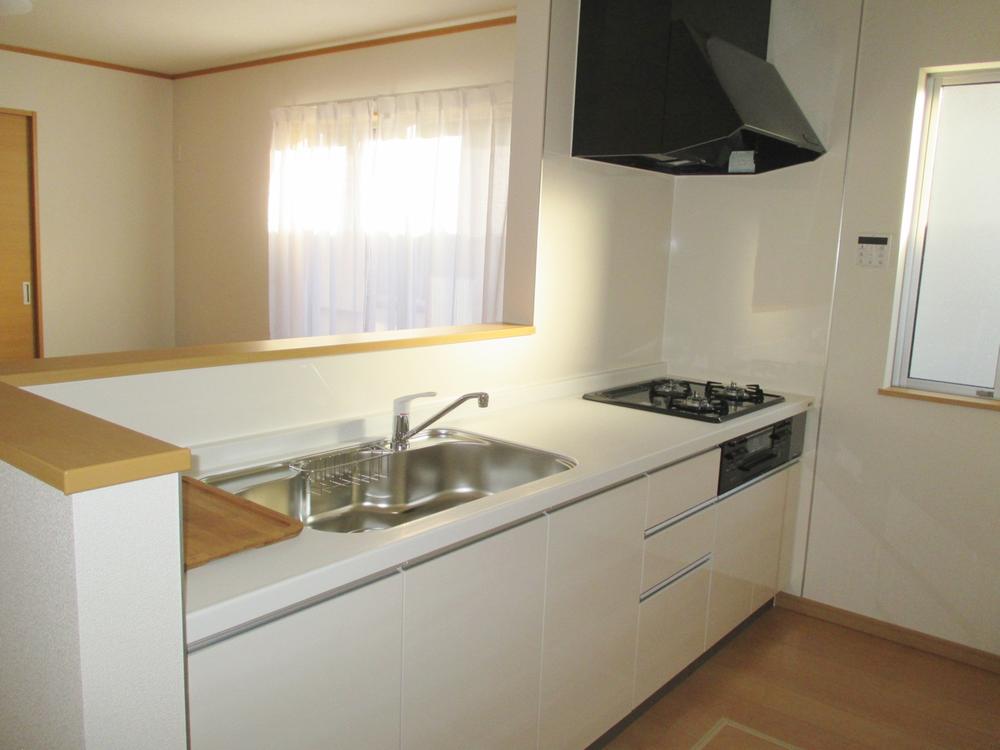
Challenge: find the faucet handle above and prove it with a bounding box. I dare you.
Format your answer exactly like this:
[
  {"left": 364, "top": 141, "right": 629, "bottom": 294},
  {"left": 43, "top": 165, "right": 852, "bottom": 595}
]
[{"left": 393, "top": 391, "right": 436, "bottom": 416}]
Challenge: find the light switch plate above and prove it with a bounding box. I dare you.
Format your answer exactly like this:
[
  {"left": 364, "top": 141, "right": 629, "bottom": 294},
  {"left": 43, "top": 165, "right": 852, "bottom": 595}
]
[{"left": 857, "top": 234, "right": 890, "bottom": 268}]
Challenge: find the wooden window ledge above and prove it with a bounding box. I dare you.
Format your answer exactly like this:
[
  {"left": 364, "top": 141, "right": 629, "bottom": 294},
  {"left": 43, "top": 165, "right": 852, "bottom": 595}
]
[{"left": 878, "top": 386, "right": 1000, "bottom": 412}]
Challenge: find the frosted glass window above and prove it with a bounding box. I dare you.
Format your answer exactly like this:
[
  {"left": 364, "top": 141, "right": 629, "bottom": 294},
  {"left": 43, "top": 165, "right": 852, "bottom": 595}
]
[{"left": 895, "top": 71, "right": 1000, "bottom": 397}]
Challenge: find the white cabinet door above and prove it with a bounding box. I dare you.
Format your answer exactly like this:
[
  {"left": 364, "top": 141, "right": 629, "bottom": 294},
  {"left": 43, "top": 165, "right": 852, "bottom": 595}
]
[
  {"left": 539, "top": 478, "right": 646, "bottom": 750},
  {"left": 401, "top": 517, "right": 547, "bottom": 750},
  {"left": 635, "top": 557, "right": 712, "bottom": 705},
  {"left": 750, "top": 469, "right": 789, "bottom": 611},
  {"left": 706, "top": 469, "right": 789, "bottom": 648},
  {"left": 187, "top": 574, "right": 403, "bottom": 750}
]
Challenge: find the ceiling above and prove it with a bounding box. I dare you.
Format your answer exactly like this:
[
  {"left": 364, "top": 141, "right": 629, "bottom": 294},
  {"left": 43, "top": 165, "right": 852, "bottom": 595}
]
[{"left": 0, "top": 0, "right": 515, "bottom": 75}]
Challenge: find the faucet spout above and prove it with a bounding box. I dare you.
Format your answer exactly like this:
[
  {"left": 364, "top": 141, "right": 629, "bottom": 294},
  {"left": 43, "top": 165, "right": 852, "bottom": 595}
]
[{"left": 390, "top": 391, "right": 490, "bottom": 451}]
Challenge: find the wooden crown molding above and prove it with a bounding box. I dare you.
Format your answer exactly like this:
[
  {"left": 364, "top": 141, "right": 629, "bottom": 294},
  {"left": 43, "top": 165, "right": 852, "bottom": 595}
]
[
  {"left": 0, "top": 15, "right": 516, "bottom": 81},
  {"left": 0, "top": 43, "right": 172, "bottom": 79}
]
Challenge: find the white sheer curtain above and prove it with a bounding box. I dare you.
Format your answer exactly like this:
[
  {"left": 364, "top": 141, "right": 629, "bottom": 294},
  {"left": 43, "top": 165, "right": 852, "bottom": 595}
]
[{"left": 267, "top": 83, "right": 511, "bottom": 338}]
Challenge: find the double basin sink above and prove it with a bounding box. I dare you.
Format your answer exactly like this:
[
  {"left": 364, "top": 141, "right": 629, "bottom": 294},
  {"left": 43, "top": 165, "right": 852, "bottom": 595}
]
[{"left": 204, "top": 429, "right": 576, "bottom": 534}]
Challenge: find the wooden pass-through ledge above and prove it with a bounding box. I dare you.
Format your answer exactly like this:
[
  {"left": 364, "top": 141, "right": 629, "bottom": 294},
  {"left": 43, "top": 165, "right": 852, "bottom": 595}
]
[
  {"left": 0, "top": 324, "right": 532, "bottom": 493},
  {"left": 0, "top": 381, "right": 189, "bottom": 494}
]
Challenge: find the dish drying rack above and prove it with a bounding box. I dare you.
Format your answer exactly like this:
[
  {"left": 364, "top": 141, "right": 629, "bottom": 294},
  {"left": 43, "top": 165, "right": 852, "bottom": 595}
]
[{"left": 289, "top": 440, "right": 391, "bottom": 490}]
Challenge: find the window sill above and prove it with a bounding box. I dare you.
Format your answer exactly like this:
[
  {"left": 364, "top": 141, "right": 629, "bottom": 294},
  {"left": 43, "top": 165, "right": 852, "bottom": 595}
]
[
  {"left": 0, "top": 323, "right": 535, "bottom": 387},
  {"left": 878, "top": 386, "right": 1000, "bottom": 412}
]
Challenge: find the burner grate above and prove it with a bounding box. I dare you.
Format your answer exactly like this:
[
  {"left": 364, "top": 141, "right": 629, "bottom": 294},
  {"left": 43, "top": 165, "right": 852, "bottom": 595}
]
[{"left": 583, "top": 377, "right": 785, "bottom": 423}]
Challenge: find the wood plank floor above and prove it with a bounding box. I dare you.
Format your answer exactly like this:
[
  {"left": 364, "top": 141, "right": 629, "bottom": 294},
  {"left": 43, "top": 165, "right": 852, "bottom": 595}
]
[{"left": 601, "top": 608, "right": 1000, "bottom": 750}]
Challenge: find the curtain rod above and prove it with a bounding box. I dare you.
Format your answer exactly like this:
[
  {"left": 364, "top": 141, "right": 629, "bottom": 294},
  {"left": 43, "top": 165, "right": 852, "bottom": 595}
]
[{"left": 284, "top": 80, "right": 513, "bottom": 111}]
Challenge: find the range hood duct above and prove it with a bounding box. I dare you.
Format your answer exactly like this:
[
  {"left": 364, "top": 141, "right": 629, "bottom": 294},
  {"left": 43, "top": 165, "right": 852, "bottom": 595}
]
[{"left": 573, "top": 16, "right": 825, "bottom": 176}]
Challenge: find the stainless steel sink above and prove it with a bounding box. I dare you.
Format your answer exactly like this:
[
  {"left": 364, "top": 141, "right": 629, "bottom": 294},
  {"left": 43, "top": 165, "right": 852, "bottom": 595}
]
[{"left": 202, "top": 429, "right": 576, "bottom": 533}]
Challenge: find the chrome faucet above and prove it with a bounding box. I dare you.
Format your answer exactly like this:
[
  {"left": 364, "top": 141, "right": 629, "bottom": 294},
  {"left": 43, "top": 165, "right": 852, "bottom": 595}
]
[{"left": 390, "top": 391, "right": 490, "bottom": 451}]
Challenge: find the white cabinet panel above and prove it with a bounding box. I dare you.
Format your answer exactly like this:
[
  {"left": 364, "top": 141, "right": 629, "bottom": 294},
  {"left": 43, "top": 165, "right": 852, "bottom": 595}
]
[
  {"left": 646, "top": 449, "right": 720, "bottom": 528},
  {"left": 707, "top": 470, "right": 789, "bottom": 648},
  {"left": 539, "top": 478, "right": 646, "bottom": 750},
  {"left": 401, "top": 518, "right": 547, "bottom": 750},
  {"left": 635, "top": 560, "right": 711, "bottom": 705},
  {"left": 641, "top": 503, "right": 716, "bottom": 593},
  {"left": 187, "top": 574, "right": 403, "bottom": 750},
  {"left": 750, "top": 470, "right": 788, "bottom": 611}
]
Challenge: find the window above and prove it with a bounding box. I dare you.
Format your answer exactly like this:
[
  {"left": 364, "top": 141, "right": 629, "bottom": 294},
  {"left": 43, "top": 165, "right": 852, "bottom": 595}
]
[
  {"left": 267, "top": 83, "right": 511, "bottom": 338},
  {"left": 892, "top": 67, "right": 1000, "bottom": 399}
]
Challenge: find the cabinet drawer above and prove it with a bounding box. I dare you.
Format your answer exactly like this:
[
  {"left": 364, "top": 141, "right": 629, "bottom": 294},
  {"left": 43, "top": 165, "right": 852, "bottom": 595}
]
[
  {"left": 706, "top": 469, "right": 788, "bottom": 648},
  {"left": 634, "top": 557, "right": 711, "bottom": 706},
  {"left": 646, "top": 449, "right": 720, "bottom": 528},
  {"left": 641, "top": 501, "right": 715, "bottom": 593}
]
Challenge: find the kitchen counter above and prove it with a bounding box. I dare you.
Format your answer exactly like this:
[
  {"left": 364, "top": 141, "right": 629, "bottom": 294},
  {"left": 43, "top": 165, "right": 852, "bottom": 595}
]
[{"left": 185, "top": 390, "right": 813, "bottom": 646}]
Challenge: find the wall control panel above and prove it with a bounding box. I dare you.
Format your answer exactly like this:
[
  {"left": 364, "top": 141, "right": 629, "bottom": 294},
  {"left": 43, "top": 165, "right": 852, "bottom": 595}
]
[{"left": 857, "top": 235, "right": 890, "bottom": 268}]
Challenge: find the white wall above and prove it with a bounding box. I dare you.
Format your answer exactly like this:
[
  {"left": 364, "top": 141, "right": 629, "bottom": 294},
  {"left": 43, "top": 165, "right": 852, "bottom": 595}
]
[
  {"left": 172, "top": 24, "right": 520, "bottom": 345},
  {"left": 27, "top": 0, "right": 674, "bottom": 449},
  {"left": 806, "top": 0, "right": 1000, "bottom": 654},
  {"left": 0, "top": 463, "right": 85, "bottom": 749},
  {"left": 73, "top": 476, "right": 187, "bottom": 748},
  {"left": 0, "top": 466, "right": 187, "bottom": 749},
  {"left": 0, "top": 52, "right": 175, "bottom": 357},
  {"left": 661, "top": 0, "right": 862, "bottom": 398},
  {"left": 660, "top": 0, "right": 863, "bottom": 596}
]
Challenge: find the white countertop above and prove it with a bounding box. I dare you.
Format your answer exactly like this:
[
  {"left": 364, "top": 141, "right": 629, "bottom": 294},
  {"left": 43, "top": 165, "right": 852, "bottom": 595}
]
[{"left": 184, "top": 387, "right": 813, "bottom": 646}]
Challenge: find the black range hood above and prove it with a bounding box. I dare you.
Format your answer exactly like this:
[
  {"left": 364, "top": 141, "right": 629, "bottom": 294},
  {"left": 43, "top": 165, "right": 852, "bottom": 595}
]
[{"left": 572, "top": 1, "right": 825, "bottom": 176}]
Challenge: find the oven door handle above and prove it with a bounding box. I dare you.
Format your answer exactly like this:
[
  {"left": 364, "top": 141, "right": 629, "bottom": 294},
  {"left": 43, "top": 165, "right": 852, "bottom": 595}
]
[{"left": 738, "top": 451, "right": 778, "bottom": 472}]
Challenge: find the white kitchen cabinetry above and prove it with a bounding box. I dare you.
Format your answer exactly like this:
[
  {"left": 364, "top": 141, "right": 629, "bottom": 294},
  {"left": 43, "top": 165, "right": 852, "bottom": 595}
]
[
  {"left": 633, "top": 450, "right": 719, "bottom": 706},
  {"left": 539, "top": 478, "right": 647, "bottom": 750},
  {"left": 645, "top": 449, "right": 720, "bottom": 528},
  {"left": 401, "top": 517, "right": 547, "bottom": 750},
  {"left": 187, "top": 574, "right": 403, "bottom": 750},
  {"left": 642, "top": 450, "right": 719, "bottom": 591},
  {"left": 186, "top": 446, "right": 800, "bottom": 750},
  {"left": 706, "top": 469, "right": 789, "bottom": 648},
  {"left": 635, "top": 557, "right": 712, "bottom": 704}
]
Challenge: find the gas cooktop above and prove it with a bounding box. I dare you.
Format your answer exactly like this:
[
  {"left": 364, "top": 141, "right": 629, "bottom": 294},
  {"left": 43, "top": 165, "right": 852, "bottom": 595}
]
[{"left": 583, "top": 377, "right": 785, "bottom": 423}]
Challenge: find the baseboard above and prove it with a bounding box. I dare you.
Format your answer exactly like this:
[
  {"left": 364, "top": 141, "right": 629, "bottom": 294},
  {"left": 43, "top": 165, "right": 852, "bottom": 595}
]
[{"left": 774, "top": 592, "right": 1000, "bottom": 675}]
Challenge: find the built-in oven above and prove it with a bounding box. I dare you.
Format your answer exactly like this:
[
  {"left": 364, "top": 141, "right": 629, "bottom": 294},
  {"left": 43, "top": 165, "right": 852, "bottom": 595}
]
[{"left": 718, "top": 413, "right": 806, "bottom": 494}]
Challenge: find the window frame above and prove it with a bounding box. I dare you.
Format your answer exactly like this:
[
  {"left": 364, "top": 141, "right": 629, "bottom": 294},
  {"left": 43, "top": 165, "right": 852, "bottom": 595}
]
[{"left": 891, "top": 66, "right": 1000, "bottom": 400}]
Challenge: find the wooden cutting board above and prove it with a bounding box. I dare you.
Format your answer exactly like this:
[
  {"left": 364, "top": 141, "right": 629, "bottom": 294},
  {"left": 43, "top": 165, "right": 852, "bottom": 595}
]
[{"left": 182, "top": 476, "right": 304, "bottom": 569}]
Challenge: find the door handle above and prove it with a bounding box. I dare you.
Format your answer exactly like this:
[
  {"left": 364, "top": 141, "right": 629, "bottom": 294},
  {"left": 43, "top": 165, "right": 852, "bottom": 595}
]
[{"left": 22, "top": 281, "right": 32, "bottom": 306}]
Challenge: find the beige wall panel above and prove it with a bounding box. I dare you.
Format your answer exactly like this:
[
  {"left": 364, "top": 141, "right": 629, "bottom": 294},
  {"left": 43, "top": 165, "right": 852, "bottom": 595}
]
[
  {"left": 0, "top": 51, "right": 175, "bottom": 356},
  {"left": 807, "top": 0, "right": 1000, "bottom": 654}
]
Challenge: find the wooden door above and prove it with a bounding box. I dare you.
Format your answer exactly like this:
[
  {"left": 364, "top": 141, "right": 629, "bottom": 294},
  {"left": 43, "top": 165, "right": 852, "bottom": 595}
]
[{"left": 0, "top": 110, "right": 39, "bottom": 359}]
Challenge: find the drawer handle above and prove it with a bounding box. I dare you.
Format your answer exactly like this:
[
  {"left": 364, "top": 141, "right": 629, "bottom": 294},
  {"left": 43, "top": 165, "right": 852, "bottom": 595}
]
[
  {"left": 639, "top": 553, "right": 711, "bottom": 602},
  {"left": 645, "top": 496, "right": 715, "bottom": 538}
]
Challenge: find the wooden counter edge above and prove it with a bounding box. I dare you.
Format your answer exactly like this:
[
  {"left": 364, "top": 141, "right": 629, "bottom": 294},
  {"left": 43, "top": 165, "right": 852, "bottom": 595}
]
[
  {"left": 0, "top": 323, "right": 535, "bottom": 387},
  {"left": 0, "top": 382, "right": 190, "bottom": 494}
]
